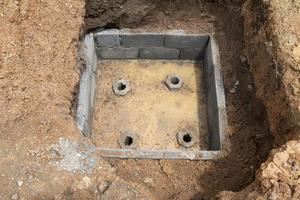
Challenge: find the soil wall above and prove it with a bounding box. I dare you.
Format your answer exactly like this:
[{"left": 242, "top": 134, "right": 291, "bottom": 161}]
[{"left": 218, "top": 0, "right": 300, "bottom": 199}]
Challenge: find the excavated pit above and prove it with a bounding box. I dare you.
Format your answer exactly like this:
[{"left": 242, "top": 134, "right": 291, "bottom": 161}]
[
  {"left": 80, "top": 0, "right": 275, "bottom": 199},
  {"left": 1, "top": 0, "right": 298, "bottom": 199}
]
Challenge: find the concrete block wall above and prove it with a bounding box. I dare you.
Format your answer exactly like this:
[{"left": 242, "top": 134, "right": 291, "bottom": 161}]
[
  {"left": 76, "top": 30, "right": 227, "bottom": 159},
  {"left": 203, "top": 38, "right": 227, "bottom": 151},
  {"left": 76, "top": 33, "right": 97, "bottom": 138},
  {"left": 94, "top": 29, "right": 209, "bottom": 60}
]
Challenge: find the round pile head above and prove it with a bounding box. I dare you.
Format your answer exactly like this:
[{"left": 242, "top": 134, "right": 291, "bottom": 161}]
[
  {"left": 177, "top": 131, "right": 195, "bottom": 148},
  {"left": 119, "top": 133, "right": 137, "bottom": 149},
  {"left": 165, "top": 75, "right": 183, "bottom": 91},
  {"left": 112, "top": 79, "right": 130, "bottom": 96}
]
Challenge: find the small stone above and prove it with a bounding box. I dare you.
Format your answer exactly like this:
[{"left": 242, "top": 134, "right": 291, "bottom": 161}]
[
  {"left": 262, "top": 0, "right": 270, "bottom": 5},
  {"left": 17, "top": 181, "right": 23, "bottom": 187},
  {"left": 143, "top": 177, "right": 153, "bottom": 185},
  {"left": 230, "top": 80, "right": 239, "bottom": 94},
  {"left": 108, "top": 167, "right": 116, "bottom": 173},
  {"left": 234, "top": 80, "right": 240, "bottom": 87},
  {"left": 71, "top": 176, "right": 91, "bottom": 190},
  {"left": 98, "top": 181, "right": 109, "bottom": 193},
  {"left": 11, "top": 194, "right": 18, "bottom": 200},
  {"left": 239, "top": 54, "right": 247, "bottom": 63},
  {"left": 82, "top": 176, "right": 91, "bottom": 187},
  {"left": 247, "top": 84, "right": 253, "bottom": 90},
  {"left": 287, "top": 157, "right": 294, "bottom": 164},
  {"left": 229, "top": 88, "right": 236, "bottom": 94},
  {"left": 292, "top": 164, "right": 299, "bottom": 171}
]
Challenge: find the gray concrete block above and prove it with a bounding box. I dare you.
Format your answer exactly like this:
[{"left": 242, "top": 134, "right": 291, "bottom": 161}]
[
  {"left": 208, "top": 117, "right": 221, "bottom": 150},
  {"left": 165, "top": 34, "right": 209, "bottom": 49},
  {"left": 77, "top": 33, "right": 97, "bottom": 138},
  {"left": 94, "top": 29, "right": 121, "bottom": 48},
  {"left": 121, "top": 32, "right": 165, "bottom": 47},
  {"left": 217, "top": 107, "right": 227, "bottom": 151},
  {"left": 96, "top": 148, "right": 221, "bottom": 160},
  {"left": 139, "top": 47, "right": 179, "bottom": 59},
  {"left": 97, "top": 47, "right": 138, "bottom": 59},
  {"left": 204, "top": 36, "right": 227, "bottom": 151},
  {"left": 179, "top": 48, "right": 205, "bottom": 60},
  {"left": 203, "top": 38, "right": 213, "bottom": 79},
  {"left": 206, "top": 82, "right": 219, "bottom": 150},
  {"left": 207, "top": 107, "right": 226, "bottom": 151},
  {"left": 207, "top": 76, "right": 217, "bottom": 110}
]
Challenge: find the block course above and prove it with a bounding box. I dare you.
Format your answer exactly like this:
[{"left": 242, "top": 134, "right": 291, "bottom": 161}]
[{"left": 94, "top": 29, "right": 209, "bottom": 60}]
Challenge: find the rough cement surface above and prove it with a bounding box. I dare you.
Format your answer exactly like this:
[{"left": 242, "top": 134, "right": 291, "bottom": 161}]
[
  {"left": 49, "top": 138, "right": 97, "bottom": 173},
  {"left": 93, "top": 60, "right": 209, "bottom": 151}
]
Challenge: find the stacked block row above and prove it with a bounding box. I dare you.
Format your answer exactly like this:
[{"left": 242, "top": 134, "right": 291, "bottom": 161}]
[{"left": 94, "top": 29, "right": 209, "bottom": 60}]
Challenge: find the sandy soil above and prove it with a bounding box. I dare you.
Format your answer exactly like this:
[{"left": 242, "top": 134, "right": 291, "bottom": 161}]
[
  {"left": 0, "top": 1, "right": 134, "bottom": 199},
  {"left": 0, "top": 0, "right": 299, "bottom": 199}
]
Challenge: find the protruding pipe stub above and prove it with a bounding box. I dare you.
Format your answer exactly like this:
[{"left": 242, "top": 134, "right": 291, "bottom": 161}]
[
  {"left": 112, "top": 79, "right": 130, "bottom": 96},
  {"left": 165, "top": 75, "right": 183, "bottom": 91},
  {"left": 119, "top": 133, "right": 137, "bottom": 149},
  {"left": 177, "top": 131, "right": 195, "bottom": 148}
]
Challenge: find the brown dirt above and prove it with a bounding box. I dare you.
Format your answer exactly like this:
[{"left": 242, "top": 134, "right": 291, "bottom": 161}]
[
  {"left": 0, "top": 0, "right": 299, "bottom": 199},
  {"left": 241, "top": 0, "right": 300, "bottom": 145},
  {"left": 217, "top": 0, "right": 300, "bottom": 199}
]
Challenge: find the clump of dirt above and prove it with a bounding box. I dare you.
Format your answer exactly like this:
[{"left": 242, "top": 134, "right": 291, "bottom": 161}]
[{"left": 217, "top": 140, "right": 300, "bottom": 200}]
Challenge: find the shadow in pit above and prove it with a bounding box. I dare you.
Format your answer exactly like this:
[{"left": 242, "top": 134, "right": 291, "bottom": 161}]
[
  {"left": 192, "top": 3, "right": 274, "bottom": 198},
  {"left": 193, "top": 61, "right": 210, "bottom": 150},
  {"left": 192, "top": 74, "right": 274, "bottom": 199}
]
